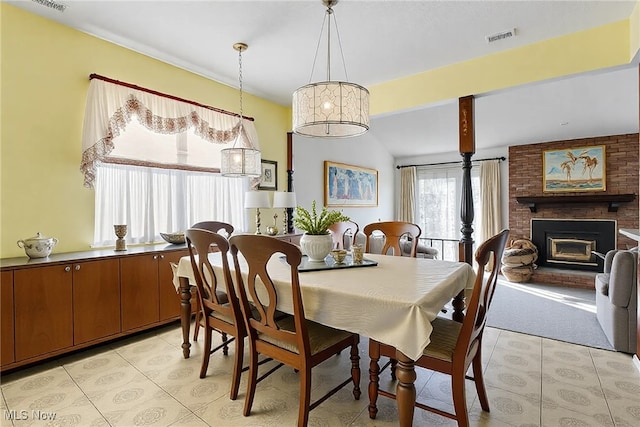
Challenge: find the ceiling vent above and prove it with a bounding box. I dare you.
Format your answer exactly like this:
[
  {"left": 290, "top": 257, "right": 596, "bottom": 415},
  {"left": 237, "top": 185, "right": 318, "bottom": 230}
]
[
  {"left": 31, "top": 0, "right": 67, "bottom": 12},
  {"left": 486, "top": 28, "right": 516, "bottom": 43}
]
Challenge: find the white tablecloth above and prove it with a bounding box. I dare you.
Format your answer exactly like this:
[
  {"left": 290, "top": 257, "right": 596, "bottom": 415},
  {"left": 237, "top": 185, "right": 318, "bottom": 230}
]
[{"left": 176, "top": 252, "right": 475, "bottom": 361}]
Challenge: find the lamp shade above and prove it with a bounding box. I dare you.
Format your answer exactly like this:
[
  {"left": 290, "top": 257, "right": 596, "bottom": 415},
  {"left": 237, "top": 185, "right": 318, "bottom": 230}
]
[
  {"left": 221, "top": 146, "right": 261, "bottom": 177},
  {"left": 273, "top": 191, "right": 297, "bottom": 208},
  {"left": 292, "top": 81, "right": 370, "bottom": 138},
  {"left": 244, "top": 191, "right": 271, "bottom": 208}
]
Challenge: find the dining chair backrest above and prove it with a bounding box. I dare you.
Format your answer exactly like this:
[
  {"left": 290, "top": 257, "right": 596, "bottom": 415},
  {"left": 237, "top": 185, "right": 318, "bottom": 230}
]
[
  {"left": 229, "top": 235, "right": 308, "bottom": 353},
  {"left": 363, "top": 221, "right": 421, "bottom": 257},
  {"left": 191, "top": 221, "right": 234, "bottom": 238},
  {"left": 186, "top": 228, "right": 238, "bottom": 319},
  {"left": 187, "top": 221, "right": 234, "bottom": 342},
  {"left": 185, "top": 228, "right": 248, "bottom": 387},
  {"left": 229, "top": 234, "right": 361, "bottom": 426},
  {"left": 460, "top": 228, "right": 510, "bottom": 356},
  {"left": 328, "top": 220, "right": 360, "bottom": 250}
]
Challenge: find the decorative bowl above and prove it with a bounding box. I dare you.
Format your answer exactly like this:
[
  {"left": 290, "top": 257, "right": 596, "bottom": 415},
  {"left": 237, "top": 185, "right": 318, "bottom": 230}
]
[{"left": 160, "top": 232, "right": 186, "bottom": 244}]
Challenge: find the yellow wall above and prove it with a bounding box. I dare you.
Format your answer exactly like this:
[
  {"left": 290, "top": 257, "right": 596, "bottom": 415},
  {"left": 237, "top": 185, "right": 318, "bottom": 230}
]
[
  {"left": 0, "top": 4, "right": 290, "bottom": 258},
  {"left": 370, "top": 19, "right": 634, "bottom": 116}
]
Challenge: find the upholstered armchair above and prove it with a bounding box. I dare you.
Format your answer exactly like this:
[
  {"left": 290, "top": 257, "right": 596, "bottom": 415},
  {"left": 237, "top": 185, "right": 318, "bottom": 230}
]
[{"left": 595, "top": 249, "right": 638, "bottom": 353}]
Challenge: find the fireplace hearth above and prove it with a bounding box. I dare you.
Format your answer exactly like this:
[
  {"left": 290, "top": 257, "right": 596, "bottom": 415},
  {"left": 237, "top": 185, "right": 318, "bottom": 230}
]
[{"left": 531, "top": 219, "right": 616, "bottom": 272}]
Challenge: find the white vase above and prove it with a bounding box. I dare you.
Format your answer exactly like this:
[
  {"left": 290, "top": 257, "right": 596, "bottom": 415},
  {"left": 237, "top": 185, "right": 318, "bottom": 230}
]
[{"left": 300, "top": 233, "right": 333, "bottom": 262}]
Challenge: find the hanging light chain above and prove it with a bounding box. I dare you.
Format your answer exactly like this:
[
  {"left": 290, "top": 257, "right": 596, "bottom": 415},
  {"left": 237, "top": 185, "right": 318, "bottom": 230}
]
[
  {"left": 326, "top": 5, "right": 332, "bottom": 81},
  {"left": 238, "top": 44, "right": 244, "bottom": 120},
  {"left": 233, "top": 42, "right": 248, "bottom": 143}
]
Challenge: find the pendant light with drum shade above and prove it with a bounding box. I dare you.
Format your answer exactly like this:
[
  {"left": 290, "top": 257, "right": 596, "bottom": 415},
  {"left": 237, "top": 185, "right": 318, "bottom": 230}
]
[
  {"left": 292, "top": 0, "right": 369, "bottom": 138},
  {"left": 220, "top": 43, "right": 261, "bottom": 177}
]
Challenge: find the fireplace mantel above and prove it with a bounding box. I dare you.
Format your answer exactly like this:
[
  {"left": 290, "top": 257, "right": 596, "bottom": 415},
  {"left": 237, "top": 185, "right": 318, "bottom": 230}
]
[{"left": 516, "top": 194, "right": 636, "bottom": 213}]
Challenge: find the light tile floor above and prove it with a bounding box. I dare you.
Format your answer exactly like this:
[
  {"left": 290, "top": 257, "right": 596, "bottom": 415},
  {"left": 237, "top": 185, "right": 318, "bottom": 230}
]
[{"left": 1, "top": 323, "right": 639, "bottom": 426}]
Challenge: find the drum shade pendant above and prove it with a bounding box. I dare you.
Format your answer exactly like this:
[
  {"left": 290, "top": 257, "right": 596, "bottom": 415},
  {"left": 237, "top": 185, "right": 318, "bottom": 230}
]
[
  {"left": 221, "top": 43, "right": 261, "bottom": 177},
  {"left": 292, "top": 0, "right": 369, "bottom": 138}
]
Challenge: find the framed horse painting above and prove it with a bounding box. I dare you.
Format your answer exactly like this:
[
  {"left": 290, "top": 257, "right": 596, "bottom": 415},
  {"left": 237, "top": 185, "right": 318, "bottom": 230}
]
[{"left": 542, "top": 145, "right": 606, "bottom": 193}]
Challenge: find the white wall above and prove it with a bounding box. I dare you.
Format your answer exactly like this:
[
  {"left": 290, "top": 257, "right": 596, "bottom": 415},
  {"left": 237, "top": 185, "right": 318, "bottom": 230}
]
[{"left": 292, "top": 133, "right": 395, "bottom": 229}]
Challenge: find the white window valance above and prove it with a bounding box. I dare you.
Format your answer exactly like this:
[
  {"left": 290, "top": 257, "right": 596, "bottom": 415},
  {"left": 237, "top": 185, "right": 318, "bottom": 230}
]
[{"left": 80, "top": 76, "right": 260, "bottom": 188}]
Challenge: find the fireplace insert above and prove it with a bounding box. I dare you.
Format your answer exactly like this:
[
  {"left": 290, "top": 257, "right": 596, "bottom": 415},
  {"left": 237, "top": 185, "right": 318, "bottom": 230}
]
[{"left": 531, "top": 219, "right": 616, "bottom": 271}]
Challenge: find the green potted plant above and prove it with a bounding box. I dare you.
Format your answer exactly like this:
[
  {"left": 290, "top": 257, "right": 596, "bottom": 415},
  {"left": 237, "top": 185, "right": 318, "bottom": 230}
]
[{"left": 294, "top": 200, "right": 350, "bottom": 262}]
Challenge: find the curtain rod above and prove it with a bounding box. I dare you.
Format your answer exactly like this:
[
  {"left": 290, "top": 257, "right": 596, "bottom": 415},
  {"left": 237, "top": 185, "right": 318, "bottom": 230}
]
[
  {"left": 89, "top": 73, "right": 254, "bottom": 121},
  {"left": 396, "top": 156, "right": 506, "bottom": 169}
]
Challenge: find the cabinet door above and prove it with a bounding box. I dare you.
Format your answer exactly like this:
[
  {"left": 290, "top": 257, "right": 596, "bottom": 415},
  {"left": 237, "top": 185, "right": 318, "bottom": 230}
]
[
  {"left": 14, "top": 265, "right": 73, "bottom": 361},
  {"left": 120, "top": 254, "right": 159, "bottom": 331},
  {"left": 73, "top": 259, "right": 121, "bottom": 345},
  {"left": 159, "top": 249, "right": 192, "bottom": 321},
  {"left": 1, "top": 271, "right": 14, "bottom": 365}
]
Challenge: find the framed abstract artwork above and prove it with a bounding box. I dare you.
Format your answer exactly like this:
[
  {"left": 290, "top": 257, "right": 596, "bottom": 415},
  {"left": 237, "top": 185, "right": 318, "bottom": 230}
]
[
  {"left": 324, "top": 161, "right": 378, "bottom": 207},
  {"left": 258, "top": 159, "right": 278, "bottom": 190},
  {"left": 542, "top": 145, "right": 606, "bottom": 192}
]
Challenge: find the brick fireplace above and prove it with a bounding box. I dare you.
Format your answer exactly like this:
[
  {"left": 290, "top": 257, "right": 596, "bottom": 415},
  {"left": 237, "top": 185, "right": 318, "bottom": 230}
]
[{"left": 508, "top": 133, "right": 639, "bottom": 289}]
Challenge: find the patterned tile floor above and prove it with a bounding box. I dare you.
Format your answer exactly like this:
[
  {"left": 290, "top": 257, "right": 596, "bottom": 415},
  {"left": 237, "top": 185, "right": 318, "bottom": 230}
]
[{"left": 1, "top": 323, "right": 639, "bottom": 426}]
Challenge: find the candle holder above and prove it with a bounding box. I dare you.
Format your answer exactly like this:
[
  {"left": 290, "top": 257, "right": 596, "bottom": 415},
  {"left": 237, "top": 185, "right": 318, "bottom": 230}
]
[
  {"left": 114, "top": 224, "right": 128, "bottom": 251},
  {"left": 266, "top": 214, "right": 279, "bottom": 236}
]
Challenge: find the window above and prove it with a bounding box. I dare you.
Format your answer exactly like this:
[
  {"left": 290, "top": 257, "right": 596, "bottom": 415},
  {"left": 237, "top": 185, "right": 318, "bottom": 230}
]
[
  {"left": 416, "top": 165, "right": 481, "bottom": 260},
  {"left": 81, "top": 77, "right": 260, "bottom": 246}
]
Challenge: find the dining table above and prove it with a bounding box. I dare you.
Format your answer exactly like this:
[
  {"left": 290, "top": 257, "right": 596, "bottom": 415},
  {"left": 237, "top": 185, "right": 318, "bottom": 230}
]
[{"left": 175, "top": 251, "right": 475, "bottom": 427}]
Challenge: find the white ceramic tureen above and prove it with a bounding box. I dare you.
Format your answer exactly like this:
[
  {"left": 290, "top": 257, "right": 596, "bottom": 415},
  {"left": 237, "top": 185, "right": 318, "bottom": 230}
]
[{"left": 17, "top": 232, "right": 59, "bottom": 258}]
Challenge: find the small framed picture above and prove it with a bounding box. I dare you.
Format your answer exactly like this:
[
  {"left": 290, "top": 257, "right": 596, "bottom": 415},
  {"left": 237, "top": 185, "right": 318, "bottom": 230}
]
[{"left": 258, "top": 159, "right": 278, "bottom": 190}]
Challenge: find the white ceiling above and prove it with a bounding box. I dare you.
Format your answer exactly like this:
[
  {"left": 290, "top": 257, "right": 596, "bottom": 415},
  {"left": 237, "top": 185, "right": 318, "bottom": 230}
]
[{"left": 9, "top": 0, "right": 639, "bottom": 157}]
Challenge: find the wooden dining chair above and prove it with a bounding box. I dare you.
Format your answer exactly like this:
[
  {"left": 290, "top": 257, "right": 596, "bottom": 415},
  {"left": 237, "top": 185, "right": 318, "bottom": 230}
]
[
  {"left": 328, "top": 220, "right": 360, "bottom": 250},
  {"left": 191, "top": 221, "right": 234, "bottom": 237},
  {"left": 185, "top": 228, "right": 246, "bottom": 400},
  {"left": 190, "top": 221, "right": 234, "bottom": 340},
  {"left": 363, "top": 221, "right": 421, "bottom": 256},
  {"left": 229, "top": 234, "right": 361, "bottom": 427},
  {"left": 368, "top": 229, "right": 510, "bottom": 427}
]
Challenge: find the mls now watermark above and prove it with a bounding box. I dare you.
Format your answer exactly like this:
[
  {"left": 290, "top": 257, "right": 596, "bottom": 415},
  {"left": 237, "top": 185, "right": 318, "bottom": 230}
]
[{"left": 4, "top": 410, "right": 57, "bottom": 421}]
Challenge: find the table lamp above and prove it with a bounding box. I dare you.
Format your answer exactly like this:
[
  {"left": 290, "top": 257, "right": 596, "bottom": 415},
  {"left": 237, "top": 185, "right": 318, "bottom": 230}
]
[
  {"left": 273, "top": 191, "right": 297, "bottom": 234},
  {"left": 245, "top": 191, "right": 271, "bottom": 234}
]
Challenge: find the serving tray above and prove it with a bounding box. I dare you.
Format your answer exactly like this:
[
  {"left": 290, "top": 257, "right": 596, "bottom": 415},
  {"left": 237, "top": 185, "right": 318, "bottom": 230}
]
[{"left": 282, "top": 254, "right": 378, "bottom": 272}]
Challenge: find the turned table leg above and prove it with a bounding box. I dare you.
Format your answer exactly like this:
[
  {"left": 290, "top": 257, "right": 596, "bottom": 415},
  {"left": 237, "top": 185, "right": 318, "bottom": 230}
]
[
  {"left": 452, "top": 289, "right": 466, "bottom": 323},
  {"left": 179, "top": 276, "right": 192, "bottom": 358},
  {"left": 395, "top": 350, "right": 417, "bottom": 427}
]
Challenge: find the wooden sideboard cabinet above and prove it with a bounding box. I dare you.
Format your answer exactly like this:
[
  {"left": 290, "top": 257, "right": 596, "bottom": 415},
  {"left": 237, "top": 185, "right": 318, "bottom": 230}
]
[
  {"left": 1, "top": 244, "right": 191, "bottom": 373},
  {"left": 14, "top": 265, "right": 74, "bottom": 361},
  {"left": 121, "top": 254, "right": 161, "bottom": 331},
  {"left": 1, "top": 271, "right": 14, "bottom": 365},
  {"left": 72, "top": 259, "right": 120, "bottom": 345},
  {"left": 159, "top": 249, "right": 190, "bottom": 321},
  {"left": 121, "top": 249, "right": 191, "bottom": 331},
  {"left": 13, "top": 259, "right": 121, "bottom": 361}
]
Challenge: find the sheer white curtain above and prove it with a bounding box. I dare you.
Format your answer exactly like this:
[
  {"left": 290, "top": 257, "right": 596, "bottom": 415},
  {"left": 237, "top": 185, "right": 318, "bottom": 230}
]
[
  {"left": 399, "top": 166, "right": 416, "bottom": 222},
  {"left": 94, "top": 163, "right": 248, "bottom": 246}
]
